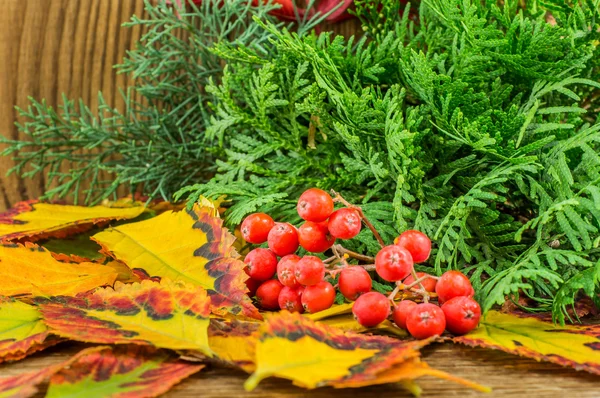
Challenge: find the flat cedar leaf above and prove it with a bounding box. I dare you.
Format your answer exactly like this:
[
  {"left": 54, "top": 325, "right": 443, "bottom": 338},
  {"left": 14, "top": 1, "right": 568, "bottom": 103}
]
[
  {"left": 0, "top": 201, "right": 145, "bottom": 242},
  {"left": 0, "top": 298, "right": 60, "bottom": 364},
  {"left": 45, "top": 345, "right": 204, "bottom": 398},
  {"left": 38, "top": 279, "right": 213, "bottom": 354},
  {"left": 244, "top": 312, "right": 434, "bottom": 390},
  {"left": 206, "top": 319, "right": 260, "bottom": 372},
  {"left": 0, "top": 243, "right": 118, "bottom": 296},
  {"left": 92, "top": 204, "right": 260, "bottom": 319},
  {"left": 454, "top": 310, "right": 600, "bottom": 375}
]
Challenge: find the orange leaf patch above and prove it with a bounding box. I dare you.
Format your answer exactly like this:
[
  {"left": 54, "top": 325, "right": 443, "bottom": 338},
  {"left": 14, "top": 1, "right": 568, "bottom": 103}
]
[
  {"left": 37, "top": 280, "right": 212, "bottom": 353},
  {"left": 92, "top": 204, "right": 260, "bottom": 319},
  {"left": 0, "top": 201, "right": 145, "bottom": 242},
  {"left": 454, "top": 310, "right": 600, "bottom": 375}
]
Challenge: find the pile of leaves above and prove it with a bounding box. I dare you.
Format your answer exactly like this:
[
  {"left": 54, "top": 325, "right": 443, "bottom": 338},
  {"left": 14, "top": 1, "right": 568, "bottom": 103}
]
[
  {"left": 2, "top": 0, "right": 600, "bottom": 321},
  {"left": 0, "top": 200, "right": 599, "bottom": 397}
]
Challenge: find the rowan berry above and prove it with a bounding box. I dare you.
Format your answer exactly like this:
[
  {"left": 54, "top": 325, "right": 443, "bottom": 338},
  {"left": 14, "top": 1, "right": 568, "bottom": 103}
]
[
  {"left": 375, "top": 245, "right": 414, "bottom": 282},
  {"left": 241, "top": 213, "right": 274, "bottom": 244},
  {"left": 298, "top": 221, "right": 336, "bottom": 253},
  {"left": 295, "top": 256, "right": 325, "bottom": 286},
  {"left": 301, "top": 281, "right": 335, "bottom": 313},
  {"left": 392, "top": 300, "right": 417, "bottom": 330},
  {"left": 435, "top": 270, "right": 474, "bottom": 304},
  {"left": 441, "top": 296, "right": 481, "bottom": 335},
  {"left": 255, "top": 279, "right": 283, "bottom": 310},
  {"left": 328, "top": 208, "right": 362, "bottom": 239},
  {"left": 278, "top": 286, "right": 305, "bottom": 313},
  {"left": 267, "top": 222, "right": 299, "bottom": 256},
  {"left": 243, "top": 248, "right": 277, "bottom": 282},
  {"left": 352, "top": 292, "right": 390, "bottom": 327},
  {"left": 245, "top": 277, "right": 261, "bottom": 297},
  {"left": 396, "top": 230, "right": 431, "bottom": 263},
  {"left": 338, "top": 266, "right": 372, "bottom": 301},
  {"left": 297, "top": 188, "right": 334, "bottom": 222},
  {"left": 277, "top": 254, "right": 301, "bottom": 287},
  {"left": 406, "top": 303, "right": 446, "bottom": 339}
]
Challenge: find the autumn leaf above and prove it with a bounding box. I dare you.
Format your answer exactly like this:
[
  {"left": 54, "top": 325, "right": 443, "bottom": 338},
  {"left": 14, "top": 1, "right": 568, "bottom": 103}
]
[
  {"left": 0, "top": 298, "right": 60, "bottom": 364},
  {"left": 0, "top": 201, "right": 145, "bottom": 242},
  {"left": 92, "top": 204, "right": 260, "bottom": 319},
  {"left": 207, "top": 320, "right": 260, "bottom": 372},
  {"left": 42, "top": 231, "right": 105, "bottom": 261},
  {"left": 45, "top": 346, "right": 203, "bottom": 398},
  {"left": 454, "top": 310, "right": 600, "bottom": 375},
  {"left": 0, "top": 364, "right": 61, "bottom": 398},
  {"left": 317, "top": 313, "right": 407, "bottom": 337},
  {"left": 38, "top": 279, "right": 213, "bottom": 354},
  {"left": 244, "top": 311, "right": 433, "bottom": 390},
  {"left": 0, "top": 243, "right": 118, "bottom": 296}
]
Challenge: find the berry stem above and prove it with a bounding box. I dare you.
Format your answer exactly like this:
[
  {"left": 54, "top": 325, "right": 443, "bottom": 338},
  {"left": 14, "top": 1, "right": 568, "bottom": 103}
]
[
  {"left": 330, "top": 190, "right": 385, "bottom": 248},
  {"left": 332, "top": 244, "right": 375, "bottom": 262},
  {"left": 410, "top": 268, "right": 430, "bottom": 303},
  {"left": 388, "top": 282, "right": 402, "bottom": 302}
]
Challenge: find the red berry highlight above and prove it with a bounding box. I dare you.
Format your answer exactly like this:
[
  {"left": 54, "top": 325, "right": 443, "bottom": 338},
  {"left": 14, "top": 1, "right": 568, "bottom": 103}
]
[
  {"left": 375, "top": 245, "right": 414, "bottom": 282},
  {"left": 338, "top": 266, "right": 372, "bottom": 301},
  {"left": 328, "top": 208, "right": 362, "bottom": 239},
  {"left": 256, "top": 279, "right": 283, "bottom": 310},
  {"left": 392, "top": 300, "right": 417, "bottom": 330},
  {"left": 295, "top": 256, "right": 325, "bottom": 286},
  {"left": 267, "top": 222, "right": 299, "bottom": 256},
  {"left": 301, "top": 281, "right": 335, "bottom": 313},
  {"left": 435, "top": 270, "right": 474, "bottom": 304},
  {"left": 441, "top": 296, "right": 481, "bottom": 335},
  {"left": 278, "top": 286, "right": 305, "bottom": 313},
  {"left": 403, "top": 272, "right": 437, "bottom": 293},
  {"left": 241, "top": 213, "right": 274, "bottom": 244},
  {"left": 298, "top": 221, "right": 336, "bottom": 253},
  {"left": 243, "top": 248, "right": 277, "bottom": 282},
  {"left": 352, "top": 292, "right": 390, "bottom": 327},
  {"left": 277, "top": 254, "right": 301, "bottom": 287},
  {"left": 297, "top": 188, "right": 334, "bottom": 222},
  {"left": 396, "top": 229, "right": 431, "bottom": 263},
  {"left": 406, "top": 303, "right": 446, "bottom": 339}
]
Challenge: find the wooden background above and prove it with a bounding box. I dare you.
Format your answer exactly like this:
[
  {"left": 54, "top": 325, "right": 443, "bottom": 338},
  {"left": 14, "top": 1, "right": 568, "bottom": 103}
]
[{"left": 0, "top": 1, "right": 599, "bottom": 396}]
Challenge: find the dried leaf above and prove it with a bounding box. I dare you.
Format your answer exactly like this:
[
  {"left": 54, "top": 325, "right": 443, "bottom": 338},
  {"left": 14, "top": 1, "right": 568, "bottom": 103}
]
[
  {"left": 0, "top": 364, "right": 61, "bottom": 398},
  {"left": 92, "top": 205, "right": 260, "bottom": 319},
  {"left": 207, "top": 320, "right": 260, "bottom": 372},
  {"left": 0, "top": 201, "right": 144, "bottom": 242},
  {"left": 244, "top": 312, "right": 432, "bottom": 390},
  {"left": 46, "top": 346, "right": 203, "bottom": 398},
  {"left": 0, "top": 243, "right": 118, "bottom": 296},
  {"left": 454, "top": 310, "right": 600, "bottom": 375},
  {"left": 38, "top": 280, "right": 212, "bottom": 354},
  {"left": 0, "top": 298, "right": 60, "bottom": 363}
]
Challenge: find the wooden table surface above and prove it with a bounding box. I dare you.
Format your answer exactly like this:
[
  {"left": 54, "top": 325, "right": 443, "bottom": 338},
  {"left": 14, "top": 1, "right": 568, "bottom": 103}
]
[{"left": 2, "top": 342, "right": 599, "bottom": 397}]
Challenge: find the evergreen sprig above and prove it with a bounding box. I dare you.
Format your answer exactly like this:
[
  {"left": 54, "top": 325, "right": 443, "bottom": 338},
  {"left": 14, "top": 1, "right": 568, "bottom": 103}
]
[{"left": 3, "top": 0, "right": 600, "bottom": 322}]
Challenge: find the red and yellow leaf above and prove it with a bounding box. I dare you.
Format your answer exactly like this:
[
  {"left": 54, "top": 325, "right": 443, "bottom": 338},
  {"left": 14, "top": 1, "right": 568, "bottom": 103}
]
[
  {"left": 45, "top": 346, "right": 203, "bottom": 398},
  {"left": 454, "top": 310, "right": 600, "bottom": 375},
  {"left": 0, "top": 298, "right": 60, "bottom": 363},
  {"left": 0, "top": 364, "right": 61, "bottom": 398},
  {"left": 92, "top": 205, "right": 260, "bottom": 319},
  {"left": 38, "top": 279, "right": 212, "bottom": 354},
  {"left": 207, "top": 320, "right": 260, "bottom": 372},
  {"left": 244, "top": 311, "right": 433, "bottom": 390},
  {"left": 0, "top": 243, "right": 118, "bottom": 296},
  {"left": 0, "top": 201, "right": 145, "bottom": 242}
]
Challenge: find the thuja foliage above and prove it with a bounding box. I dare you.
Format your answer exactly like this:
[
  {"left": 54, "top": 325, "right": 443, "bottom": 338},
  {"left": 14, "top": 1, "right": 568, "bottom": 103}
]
[{"left": 3, "top": 0, "right": 600, "bottom": 322}]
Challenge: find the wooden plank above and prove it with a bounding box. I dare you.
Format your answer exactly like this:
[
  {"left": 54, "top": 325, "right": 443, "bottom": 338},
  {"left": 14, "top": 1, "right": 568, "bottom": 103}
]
[
  {"left": 1, "top": 342, "right": 598, "bottom": 397},
  {"left": 0, "top": 0, "right": 145, "bottom": 211}
]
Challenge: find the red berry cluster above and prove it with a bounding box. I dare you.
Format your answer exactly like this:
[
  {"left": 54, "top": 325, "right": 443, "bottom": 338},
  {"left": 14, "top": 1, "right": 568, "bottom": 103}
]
[{"left": 240, "top": 188, "right": 482, "bottom": 338}]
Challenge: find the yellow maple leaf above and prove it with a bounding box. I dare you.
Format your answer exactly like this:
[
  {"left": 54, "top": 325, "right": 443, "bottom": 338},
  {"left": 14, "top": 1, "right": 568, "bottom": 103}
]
[
  {"left": 92, "top": 205, "right": 259, "bottom": 319},
  {"left": 0, "top": 243, "right": 118, "bottom": 296},
  {"left": 0, "top": 201, "right": 145, "bottom": 242}
]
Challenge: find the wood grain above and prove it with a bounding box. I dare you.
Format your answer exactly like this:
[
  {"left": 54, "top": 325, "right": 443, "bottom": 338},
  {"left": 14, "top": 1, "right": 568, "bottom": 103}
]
[
  {"left": 1, "top": 342, "right": 599, "bottom": 397},
  {"left": 0, "top": 0, "right": 145, "bottom": 211}
]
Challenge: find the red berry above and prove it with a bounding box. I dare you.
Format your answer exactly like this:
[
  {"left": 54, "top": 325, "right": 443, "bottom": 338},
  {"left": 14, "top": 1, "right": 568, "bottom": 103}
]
[
  {"left": 392, "top": 300, "right": 417, "bottom": 330},
  {"left": 277, "top": 254, "right": 301, "bottom": 287},
  {"left": 256, "top": 279, "right": 283, "bottom": 310},
  {"left": 403, "top": 272, "right": 437, "bottom": 293},
  {"left": 338, "top": 266, "right": 372, "bottom": 301},
  {"left": 278, "top": 286, "right": 305, "bottom": 313},
  {"left": 245, "top": 278, "right": 261, "bottom": 297},
  {"left": 396, "top": 230, "right": 431, "bottom": 263},
  {"left": 298, "top": 221, "right": 336, "bottom": 253},
  {"left": 328, "top": 208, "right": 362, "bottom": 239},
  {"left": 241, "top": 213, "right": 274, "bottom": 244},
  {"left": 267, "top": 222, "right": 299, "bottom": 256},
  {"left": 352, "top": 292, "right": 390, "bottom": 327},
  {"left": 435, "top": 270, "right": 474, "bottom": 304},
  {"left": 301, "top": 281, "right": 335, "bottom": 313},
  {"left": 297, "top": 188, "right": 334, "bottom": 222},
  {"left": 295, "top": 256, "right": 325, "bottom": 286},
  {"left": 244, "top": 248, "right": 277, "bottom": 282},
  {"left": 406, "top": 303, "right": 446, "bottom": 339},
  {"left": 441, "top": 296, "right": 481, "bottom": 335},
  {"left": 375, "top": 245, "right": 414, "bottom": 282}
]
